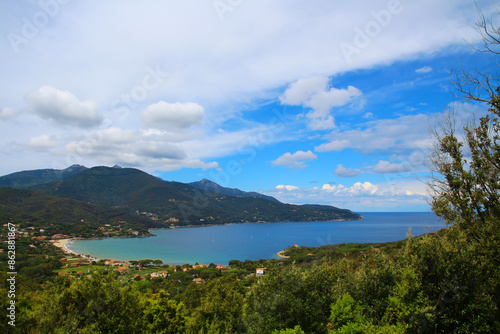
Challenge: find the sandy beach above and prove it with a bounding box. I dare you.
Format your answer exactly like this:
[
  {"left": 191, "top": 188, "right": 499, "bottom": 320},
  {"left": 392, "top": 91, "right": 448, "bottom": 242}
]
[{"left": 52, "top": 238, "right": 78, "bottom": 256}]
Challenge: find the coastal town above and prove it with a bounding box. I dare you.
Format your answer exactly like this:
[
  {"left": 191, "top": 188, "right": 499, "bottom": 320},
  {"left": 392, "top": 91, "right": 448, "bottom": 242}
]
[{"left": 7, "top": 233, "right": 287, "bottom": 286}]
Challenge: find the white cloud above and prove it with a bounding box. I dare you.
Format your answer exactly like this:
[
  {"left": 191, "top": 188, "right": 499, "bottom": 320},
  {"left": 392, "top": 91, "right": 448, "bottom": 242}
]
[
  {"left": 272, "top": 150, "right": 317, "bottom": 169},
  {"left": 306, "top": 85, "right": 362, "bottom": 116},
  {"left": 265, "top": 179, "right": 431, "bottom": 211},
  {"left": 315, "top": 113, "right": 433, "bottom": 154},
  {"left": 281, "top": 77, "right": 362, "bottom": 130},
  {"left": 276, "top": 185, "right": 299, "bottom": 191},
  {"left": 322, "top": 181, "right": 379, "bottom": 196},
  {"left": 334, "top": 164, "right": 360, "bottom": 177},
  {"left": 64, "top": 127, "right": 197, "bottom": 170},
  {"left": 26, "top": 135, "right": 57, "bottom": 150},
  {"left": 315, "top": 139, "right": 351, "bottom": 152},
  {"left": 141, "top": 101, "right": 204, "bottom": 130},
  {"left": 415, "top": 66, "right": 433, "bottom": 73},
  {"left": 372, "top": 160, "right": 411, "bottom": 173},
  {"left": 25, "top": 86, "right": 103, "bottom": 128},
  {"left": 279, "top": 77, "right": 329, "bottom": 106}
]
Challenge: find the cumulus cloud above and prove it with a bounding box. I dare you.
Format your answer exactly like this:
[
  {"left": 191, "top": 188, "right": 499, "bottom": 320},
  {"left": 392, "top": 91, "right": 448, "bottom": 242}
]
[
  {"left": 307, "top": 85, "right": 363, "bottom": 115},
  {"left": 272, "top": 150, "right": 317, "bottom": 169},
  {"left": 276, "top": 185, "right": 300, "bottom": 191},
  {"left": 334, "top": 164, "right": 360, "bottom": 177},
  {"left": 415, "top": 66, "right": 433, "bottom": 73},
  {"left": 372, "top": 160, "right": 411, "bottom": 174},
  {"left": 279, "top": 77, "right": 329, "bottom": 105},
  {"left": 280, "top": 77, "right": 362, "bottom": 130},
  {"left": 264, "top": 179, "right": 430, "bottom": 211},
  {"left": 141, "top": 101, "right": 204, "bottom": 130},
  {"left": 26, "top": 135, "right": 57, "bottom": 150},
  {"left": 322, "top": 181, "right": 379, "bottom": 196},
  {"left": 64, "top": 127, "right": 194, "bottom": 170},
  {"left": 25, "top": 86, "right": 103, "bottom": 128}
]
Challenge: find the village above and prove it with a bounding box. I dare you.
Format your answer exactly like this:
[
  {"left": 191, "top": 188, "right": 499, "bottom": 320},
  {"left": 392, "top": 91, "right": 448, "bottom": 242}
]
[{"left": 52, "top": 237, "right": 271, "bottom": 285}]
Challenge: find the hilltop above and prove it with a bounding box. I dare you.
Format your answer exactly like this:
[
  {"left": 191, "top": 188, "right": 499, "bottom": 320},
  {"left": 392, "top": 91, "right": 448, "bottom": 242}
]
[
  {"left": 1, "top": 165, "right": 363, "bottom": 227},
  {"left": 0, "top": 164, "right": 87, "bottom": 189},
  {"left": 0, "top": 187, "right": 158, "bottom": 238},
  {"left": 189, "top": 178, "right": 280, "bottom": 202}
]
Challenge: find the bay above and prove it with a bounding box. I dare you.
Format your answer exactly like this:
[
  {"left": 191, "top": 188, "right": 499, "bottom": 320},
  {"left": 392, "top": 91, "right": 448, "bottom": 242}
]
[{"left": 68, "top": 212, "right": 447, "bottom": 265}]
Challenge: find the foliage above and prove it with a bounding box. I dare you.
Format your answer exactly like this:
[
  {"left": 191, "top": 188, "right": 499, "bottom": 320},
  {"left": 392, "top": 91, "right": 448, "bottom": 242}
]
[
  {"left": 26, "top": 165, "right": 361, "bottom": 225},
  {"left": 186, "top": 275, "right": 246, "bottom": 333},
  {"left": 244, "top": 264, "right": 340, "bottom": 333},
  {"left": 142, "top": 290, "right": 188, "bottom": 334},
  {"left": 0, "top": 187, "right": 156, "bottom": 238}
]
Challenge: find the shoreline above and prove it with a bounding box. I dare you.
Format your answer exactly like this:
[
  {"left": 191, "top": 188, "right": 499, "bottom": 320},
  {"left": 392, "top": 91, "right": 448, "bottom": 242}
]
[
  {"left": 52, "top": 238, "right": 79, "bottom": 256},
  {"left": 276, "top": 250, "right": 290, "bottom": 259},
  {"left": 50, "top": 218, "right": 365, "bottom": 264},
  {"left": 51, "top": 238, "right": 99, "bottom": 262}
]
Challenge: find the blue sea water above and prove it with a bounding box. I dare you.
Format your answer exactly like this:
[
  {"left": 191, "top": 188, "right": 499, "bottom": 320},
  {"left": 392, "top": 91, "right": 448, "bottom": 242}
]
[{"left": 68, "top": 212, "right": 447, "bottom": 265}]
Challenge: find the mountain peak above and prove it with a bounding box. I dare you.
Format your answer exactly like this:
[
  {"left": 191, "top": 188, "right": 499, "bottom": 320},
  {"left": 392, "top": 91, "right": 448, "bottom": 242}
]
[{"left": 189, "top": 179, "right": 281, "bottom": 203}]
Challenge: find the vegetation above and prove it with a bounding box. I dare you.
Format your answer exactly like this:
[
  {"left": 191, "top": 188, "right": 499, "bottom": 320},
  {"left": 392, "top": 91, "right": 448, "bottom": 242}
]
[
  {"left": 0, "top": 164, "right": 87, "bottom": 189},
  {"left": 1, "top": 11, "right": 499, "bottom": 334},
  {"left": 0, "top": 187, "right": 158, "bottom": 238},
  {"left": 28, "top": 166, "right": 362, "bottom": 225}
]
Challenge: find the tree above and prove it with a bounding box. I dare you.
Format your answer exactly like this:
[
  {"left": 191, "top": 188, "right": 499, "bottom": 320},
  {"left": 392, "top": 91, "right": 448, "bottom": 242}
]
[
  {"left": 141, "top": 290, "right": 188, "bottom": 334},
  {"left": 22, "top": 272, "right": 145, "bottom": 333},
  {"left": 187, "top": 275, "right": 246, "bottom": 333},
  {"left": 244, "top": 265, "right": 339, "bottom": 334},
  {"left": 424, "top": 9, "right": 500, "bottom": 332},
  {"left": 428, "top": 9, "right": 500, "bottom": 242}
]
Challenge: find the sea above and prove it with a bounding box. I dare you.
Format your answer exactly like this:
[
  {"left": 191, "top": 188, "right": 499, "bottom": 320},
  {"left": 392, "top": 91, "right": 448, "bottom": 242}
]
[{"left": 68, "top": 212, "right": 447, "bottom": 265}]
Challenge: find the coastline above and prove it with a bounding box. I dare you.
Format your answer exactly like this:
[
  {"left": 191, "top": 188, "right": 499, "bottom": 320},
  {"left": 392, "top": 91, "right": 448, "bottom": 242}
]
[
  {"left": 276, "top": 250, "right": 290, "bottom": 259},
  {"left": 50, "top": 217, "right": 366, "bottom": 264},
  {"left": 52, "top": 238, "right": 99, "bottom": 262},
  {"left": 52, "top": 238, "right": 79, "bottom": 256}
]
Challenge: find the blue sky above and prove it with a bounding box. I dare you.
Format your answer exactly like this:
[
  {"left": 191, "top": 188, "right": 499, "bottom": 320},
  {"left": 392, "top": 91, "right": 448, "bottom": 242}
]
[{"left": 0, "top": 0, "right": 498, "bottom": 212}]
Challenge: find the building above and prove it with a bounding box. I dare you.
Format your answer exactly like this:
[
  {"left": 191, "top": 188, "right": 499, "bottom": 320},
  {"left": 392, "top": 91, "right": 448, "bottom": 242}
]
[{"left": 151, "top": 271, "right": 170, "bottom": 278}]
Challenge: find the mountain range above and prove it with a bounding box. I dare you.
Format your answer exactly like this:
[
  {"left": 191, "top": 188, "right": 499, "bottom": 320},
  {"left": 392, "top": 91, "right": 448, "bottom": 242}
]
[{"left": 0, "top": 165, "right": 362, "bottom": 232}]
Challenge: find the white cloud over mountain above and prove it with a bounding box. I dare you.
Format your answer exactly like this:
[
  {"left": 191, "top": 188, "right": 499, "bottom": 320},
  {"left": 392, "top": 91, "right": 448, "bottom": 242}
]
[
  {"left": 25, "top": 86, "right": 103, "bottom": 128},
  {"left": 272, "top": 150, "right": 318, "bottom": 169},
  {"left": 141, "top": 101, "right": 204, "bottom": 130}
]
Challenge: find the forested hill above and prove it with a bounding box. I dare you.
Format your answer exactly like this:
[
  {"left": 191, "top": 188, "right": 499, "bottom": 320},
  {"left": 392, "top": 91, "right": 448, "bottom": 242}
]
[
  {"left": 0, "top": 164, "right": 87, "bottom": 189},
  {"left": 0, "top": 187, "right": 158, "bottom": 237},
  {"left": 189, "top": 178, "right": 280, "bottom": 202},
  {"left": 13, "top": 165, "right": 363, "bottom": 225}
]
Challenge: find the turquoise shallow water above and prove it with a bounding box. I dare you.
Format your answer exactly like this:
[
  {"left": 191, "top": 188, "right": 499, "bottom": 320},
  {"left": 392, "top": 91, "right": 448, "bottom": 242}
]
[{"left": 68, "top": 212, "right": 447, "bottom": 265}]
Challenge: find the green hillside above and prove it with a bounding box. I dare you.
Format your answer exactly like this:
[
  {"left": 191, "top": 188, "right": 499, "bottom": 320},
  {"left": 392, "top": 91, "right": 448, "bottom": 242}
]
[
  {"left": 31, "top": 166, "right": 362, "bottom": 225},
  {"left": 0, "top": 187, "right": 158, "bottom": 237},
  {"left": 189, "top": 178, "right": 280, "bottom": 202},
  {"left": 0, "top": 164, "right": 87, "bottom": 189}
]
